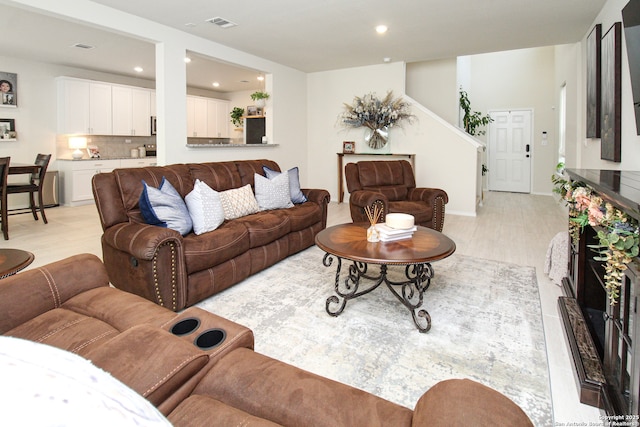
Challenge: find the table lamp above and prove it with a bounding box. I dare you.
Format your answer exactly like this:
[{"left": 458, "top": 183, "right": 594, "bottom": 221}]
[{"left": 69, "top": 137, "right": 87, "bottom": 160}]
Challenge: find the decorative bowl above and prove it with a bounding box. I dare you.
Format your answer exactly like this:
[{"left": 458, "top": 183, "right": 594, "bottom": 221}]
[{"left": 385, "top": 213, "right": 415, "bottom": 230}]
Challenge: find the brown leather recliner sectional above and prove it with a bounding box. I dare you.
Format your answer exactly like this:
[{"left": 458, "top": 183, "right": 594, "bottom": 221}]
[
  {"left": 345, "top": 160, "right": 448, "bottom": 232},
  {"left": 92, "top": 159, "right": 330, "bottom": 311},
  {"left": 0, "top": 254, "right": 533, "bottom": 426}
]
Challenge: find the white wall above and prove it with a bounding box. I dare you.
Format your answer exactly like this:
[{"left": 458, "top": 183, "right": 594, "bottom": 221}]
[
  {"left": 406, "top": 58, "right": 459, "bottom": 124},
  {"left": 563, "top": 0, "right": 640, "bottom": 170}
]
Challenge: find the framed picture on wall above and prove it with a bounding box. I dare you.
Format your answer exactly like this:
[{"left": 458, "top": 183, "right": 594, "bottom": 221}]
[
  {"left": 586, "top": 24, "right": 601, "bottom": 138},
  {"left": 0, "top": 72, "right": 17, "bottom": 108},
  {"left": 343, "top": 141, "right": 355, "bottom": 153},
  {"left": 601, "top": 22, "right": 622, "bottom": 162}
]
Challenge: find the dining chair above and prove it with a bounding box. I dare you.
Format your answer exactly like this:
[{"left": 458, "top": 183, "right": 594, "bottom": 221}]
[
  {"left": 7, "top": 154, "right": 52, "bottom": 225},
  {"left": 0, "top": 157, "right": 10, "bottom": 240}
]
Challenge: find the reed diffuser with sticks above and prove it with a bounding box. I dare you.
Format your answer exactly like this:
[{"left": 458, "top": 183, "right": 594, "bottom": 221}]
[{"left": 365, "top": 205, "right": 381, "bottom": 242}]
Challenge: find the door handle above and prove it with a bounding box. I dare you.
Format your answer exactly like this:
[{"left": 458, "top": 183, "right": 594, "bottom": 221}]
[{"left": 526, "top": 144, "right": 530, "bottom": 152}]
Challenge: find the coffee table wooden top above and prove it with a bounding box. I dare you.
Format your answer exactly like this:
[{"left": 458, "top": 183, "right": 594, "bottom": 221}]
[{"left": 315, "top": 223, "right": 456, "bottom": 265}]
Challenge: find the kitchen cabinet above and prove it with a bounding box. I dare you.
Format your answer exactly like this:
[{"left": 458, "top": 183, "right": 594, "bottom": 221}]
[
  {"left": 187, "top": 95, "right": 230, "bottom": 138},
  {"left": 59, "top": 158, "right": 157, "bottom": 206},
  {"left": 57, "top": 77, "right": 112, "bottom": 135},
  {"left": 187, "top": 96, "right": 208, "bottom": 137},
  {"left": 112, "top": 85, "right": 152, "bottom": 136}
]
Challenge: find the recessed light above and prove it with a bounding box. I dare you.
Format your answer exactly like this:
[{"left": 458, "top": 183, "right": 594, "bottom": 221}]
[
  {"left": 257, "top": 76, "right": 264, "bottom": 81},
  {"left": 212, "top": 82, "right": 220, "bottom": 87},
  {"left": 185, "top": 23, "right": 196, "bottom": 27},
  {"left": 72, "top": 43, "right": 95, "bottom": 50},
  {"left": 184, "top": 57, "right": 192, "bottom": 63},
  {"left": 383, "top": 57, "right": 391, "bottom": 63},
  {"left": 376, "top": 25, "right": 388, "bottom": 34},
  {"left": 134, "top": 66, "right": 143, "bottom": 72}
]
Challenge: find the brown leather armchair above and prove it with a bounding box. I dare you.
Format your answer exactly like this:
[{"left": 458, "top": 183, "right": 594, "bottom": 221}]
[{"left": 345, "top": 160, "right": 448, "bottom": 232}]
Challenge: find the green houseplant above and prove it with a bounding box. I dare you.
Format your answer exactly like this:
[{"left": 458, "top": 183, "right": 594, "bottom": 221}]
[
  {"left": 230, "top": 107, "right": 244, "bottom": 127},
  {"left": 250, "top": 91, "right": 270, "bottom": 109},
  {"left": 459, "top": 90, "right": 493, "bottom": 136}
]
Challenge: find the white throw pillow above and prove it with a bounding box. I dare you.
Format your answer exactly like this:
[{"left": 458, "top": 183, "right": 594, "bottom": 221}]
[
  {"left": 185, "top": 179, "right": 225, "bottom": 235},
  {"left": 263, "top": 166, "right": 308, "bottom": 204},
  {"left": 0, "top": 336, "right": 172, "bottom": 427},
  {"left": 254, "top": 172, "right": 294, "bottom": 210},
  {"left": 219, "top": 184, "right": 260, "bottom": 220}
]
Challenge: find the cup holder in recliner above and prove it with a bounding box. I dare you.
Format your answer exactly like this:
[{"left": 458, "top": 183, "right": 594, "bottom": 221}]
[
  {"left": 194, "top": 328, "right": 226, "bottom": 350},
  {"left": 170, "top": 317, "right": 201, "bottom": 336}
]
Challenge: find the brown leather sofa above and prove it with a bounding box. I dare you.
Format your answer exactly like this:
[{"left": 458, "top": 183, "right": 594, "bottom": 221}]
[
  {"left": 345, "top": 160, "right": 448, "bottom": 232},
  {"left": 1, "top": 254, "right": 533, "bottom": 426},
  {"left": 92, "top": 159, "right": 330, "bottom": 311}
]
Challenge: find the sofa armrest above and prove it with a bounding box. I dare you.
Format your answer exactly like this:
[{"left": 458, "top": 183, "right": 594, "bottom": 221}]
[
  {"left": 85, "top": 324, "right": 209, "bottom": 408},
  {"left": 407, "top": 187, "right": 448, "bottom": 205},
  {"left": 348, "top": 190, "right": 388, "bottom": 224},
  {"left": 0, "top": 254, "right": 110, "bottom": 334},
  {"left": 411, "top": 379, "right": 533, "bottom": 427},
  {"left": 408, "top": 188, "right": 448, "bottom": 232},
  {"left": 302, "top": 188, "right": 331, "bottom": 206},
  {"left": 103, "top": 222, "right": 183, "bottom": 261}
]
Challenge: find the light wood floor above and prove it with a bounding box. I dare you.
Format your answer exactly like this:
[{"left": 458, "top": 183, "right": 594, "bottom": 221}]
[{"left": 1, "top": 191, "right": 602, "bottom": 424}]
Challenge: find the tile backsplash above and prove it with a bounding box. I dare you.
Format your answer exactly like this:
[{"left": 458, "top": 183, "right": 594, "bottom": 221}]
[{"left": 56, "top": 135, "right": 156, "bottom": 159}]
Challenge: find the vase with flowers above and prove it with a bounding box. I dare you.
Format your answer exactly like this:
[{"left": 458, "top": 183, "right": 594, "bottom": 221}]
[{"left": 339, "top": 91, "right": 415, "bottom": 150}]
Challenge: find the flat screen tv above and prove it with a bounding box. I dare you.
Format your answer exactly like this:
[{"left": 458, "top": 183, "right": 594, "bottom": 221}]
[{"left": 623, "top": 0, "right": 640, "bottom": 134}]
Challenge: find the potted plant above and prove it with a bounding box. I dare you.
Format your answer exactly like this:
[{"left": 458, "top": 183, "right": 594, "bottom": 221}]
[
  {"left": 250, "top": 91, "right": 270, "bottom": 109},
  {"left": 230, "top": 107, "right": 244, "bottom": 128},
  {"left": 459, "top": 90, "right": 493, "bottom": 136}
]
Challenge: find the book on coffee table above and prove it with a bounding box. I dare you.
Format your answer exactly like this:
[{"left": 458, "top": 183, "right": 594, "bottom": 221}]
[{"left": 376, "top": 224, "right": 417, "bottom": 242}]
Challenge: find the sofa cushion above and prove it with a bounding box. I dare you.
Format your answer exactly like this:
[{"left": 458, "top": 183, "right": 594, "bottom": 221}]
[
  {"left": 254, "top": 173, "right": 293, "bottom": 211},
  {"left": 189, "top": 162, "right": 243, "bottom": 192},
  {"left": 219, "top": 184, "right": 260, "bottom": 220},
  {"left": 358, "top": 160, "right": 405, "bottom": 187},
  {"left": 185, "top": 179, "right": 225, "bottom": 235},
  {"left": 235, "top": 211, "right": 291, "bottom": 248},
  {"left": 263, "top": 166, "right": 307, "bottom": 204},
  {"left": 169, "top": 395, "right": 281, "bottom": 427},
  {"left": 182, "top": 221, "right": 250, "bottom": 274},
  {"left": 140, "top": 177, "right": 192, "bottom": 235},
  {"left": 362, "top": 184, "right": 408, "bottom": 201}
]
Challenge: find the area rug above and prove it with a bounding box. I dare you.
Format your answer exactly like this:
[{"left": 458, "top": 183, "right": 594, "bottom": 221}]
[{"left": 196, "top": 246, "right": 552, "bottom": 426}]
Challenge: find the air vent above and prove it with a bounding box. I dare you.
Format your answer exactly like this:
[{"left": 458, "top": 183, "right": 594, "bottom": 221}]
[
  {"left": 206, "top": 17, "right": 237, "bottom": 29},
  {"left": 72, "top": 43, "right": 95, "bottom": 50}
]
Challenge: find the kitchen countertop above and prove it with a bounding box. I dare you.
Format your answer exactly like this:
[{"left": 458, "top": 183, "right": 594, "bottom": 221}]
[{"left": 57, "top": 156, "right": 157, "bottom": 161}]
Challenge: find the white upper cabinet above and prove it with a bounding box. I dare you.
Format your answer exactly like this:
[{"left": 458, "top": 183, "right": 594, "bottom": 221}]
[
  {"left": 112, "top": 85, "right": 151, "bottom": 136},
  {"left": 57, "top": 77, "right": 112, "bottom": 135},
  {"left": 188, "top": 95, "right": 230, "bottom": 138}
]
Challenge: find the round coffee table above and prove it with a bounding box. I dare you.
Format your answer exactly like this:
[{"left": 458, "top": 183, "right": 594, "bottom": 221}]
[{"left": 315, "top": 223, "right": 456, "bottom": 332}]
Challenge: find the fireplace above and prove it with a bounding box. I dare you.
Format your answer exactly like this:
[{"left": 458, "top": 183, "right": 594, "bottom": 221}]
[{"left": 559, "top": 169, "right": 640, "bottom": 415}]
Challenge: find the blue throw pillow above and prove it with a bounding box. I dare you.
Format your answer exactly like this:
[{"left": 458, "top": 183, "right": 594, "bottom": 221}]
[
  {"left": 263, "top": 166, "right": 307, "bottom": 204},
  {"left": 139, "top": 177, "right": 193, "bottom": 235}
]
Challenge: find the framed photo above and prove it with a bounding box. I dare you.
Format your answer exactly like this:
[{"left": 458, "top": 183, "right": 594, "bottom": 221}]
[
  {"left": 343, "top": 141, "right": 355, "bottom": 153},
  {"left": 247, "top": 105, "right": 258, "bottom": 116},
  {"left": 586, "top": 24, "right": 601, "bottom": 138},
  {"left": 86, "top": 145, "right": 101, "bottom": 158},
  {"left": 601, "top": 22, "right": 622, "bottom": 162},
  {"left": 0, "top": 118, "right": 14, "bottom": 137},
  {"left": 0, "top": 71, "right": 17, "bottom": 108}
]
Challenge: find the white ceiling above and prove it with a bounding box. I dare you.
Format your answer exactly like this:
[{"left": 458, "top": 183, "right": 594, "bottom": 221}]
[{"left": 1, "top": 0, "right": 607, "bottom": 91}]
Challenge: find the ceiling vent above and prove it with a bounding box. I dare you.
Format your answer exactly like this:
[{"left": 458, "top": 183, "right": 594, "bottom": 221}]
[
  {"left": 72, "top": 43, "right": 95, "bottom": 50},
  {"left": 206, "top": 17, "right": 237, "bottom": 29}
]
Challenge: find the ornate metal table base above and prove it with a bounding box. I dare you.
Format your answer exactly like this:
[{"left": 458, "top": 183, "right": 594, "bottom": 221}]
[{"left": 322, "top": 252, "right": 434, "bottom": 332}]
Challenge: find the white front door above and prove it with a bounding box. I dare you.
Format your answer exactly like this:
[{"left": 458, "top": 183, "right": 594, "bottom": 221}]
[{"left": 488, "top": 110, "right": 532, "bottom": 193}]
